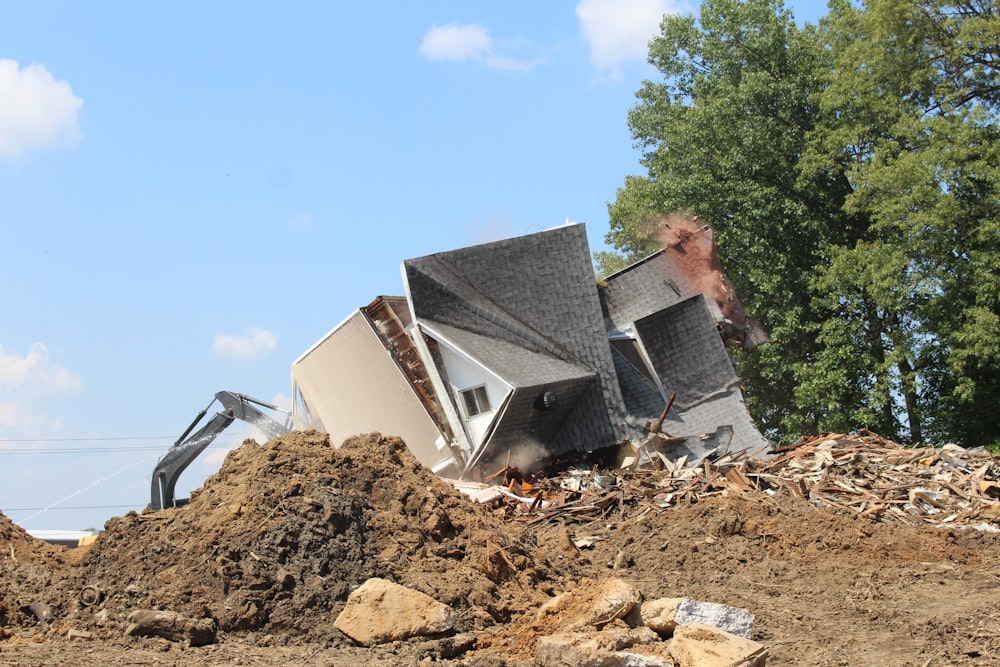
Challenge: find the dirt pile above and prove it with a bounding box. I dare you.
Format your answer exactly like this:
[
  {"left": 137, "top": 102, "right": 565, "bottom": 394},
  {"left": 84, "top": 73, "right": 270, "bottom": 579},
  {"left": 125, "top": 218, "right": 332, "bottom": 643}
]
[
  {"left": 0, "top": 511, "right": 75, "bottom": 632},
  {"left": 2, "top": 430, "right": 1000, "bottom": 665},
  {"left": 72, "top": 431, "right": 553, "bottom": 643}
]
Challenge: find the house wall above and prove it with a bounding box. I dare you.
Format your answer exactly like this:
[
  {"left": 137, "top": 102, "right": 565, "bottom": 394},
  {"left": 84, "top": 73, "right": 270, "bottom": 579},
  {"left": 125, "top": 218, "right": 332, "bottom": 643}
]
[
  {"left": 290, "top": 310, "right": 449, "bottom": 470},
  {"left": 436, "top": 342, "right": 511, "bottom": 446}
]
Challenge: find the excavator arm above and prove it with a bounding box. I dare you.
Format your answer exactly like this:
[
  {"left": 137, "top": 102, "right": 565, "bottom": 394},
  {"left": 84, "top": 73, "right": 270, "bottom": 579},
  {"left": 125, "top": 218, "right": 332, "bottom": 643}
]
[{"left": 150, "top": 391, "right": 292, "bottom": 510}]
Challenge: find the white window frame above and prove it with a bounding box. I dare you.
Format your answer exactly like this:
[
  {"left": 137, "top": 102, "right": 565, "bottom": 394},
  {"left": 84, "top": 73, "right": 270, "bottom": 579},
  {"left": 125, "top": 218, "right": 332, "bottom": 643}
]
[{"left": 459, "top": 385, "right": 491, "bottom": 418}]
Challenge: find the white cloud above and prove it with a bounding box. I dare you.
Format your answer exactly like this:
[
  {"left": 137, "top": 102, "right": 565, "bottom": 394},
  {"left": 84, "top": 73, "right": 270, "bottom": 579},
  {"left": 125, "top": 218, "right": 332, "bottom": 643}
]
[
  {"left": 419, "top": 23, "right": 538, "bottom": 71},
  {"left": 0, "top": 59, "right": 83, "bottom": 160},
  {"left": 0, "top": 342, "right": 82, "bottom": 434},
  {"left": 420, "top": 23, "right": 492, "bottom": 62},
  {"left": 0, "top": 401, "right": 19, "bottom": 428},
  {"left": 212, "top": 327, "right": 278, "bottom": 362},
  {"left": 576, "top": 0, "right": 682, "bottom": 76},
  {"left": 0, "top": 342, "right": 82, "bottom": 394}
]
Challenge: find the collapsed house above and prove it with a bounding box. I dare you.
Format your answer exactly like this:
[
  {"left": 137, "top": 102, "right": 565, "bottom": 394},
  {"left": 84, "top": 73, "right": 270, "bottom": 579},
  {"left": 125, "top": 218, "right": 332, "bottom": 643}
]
[{"left": 289, "top": 220, "right": 768, "bottom": 479}]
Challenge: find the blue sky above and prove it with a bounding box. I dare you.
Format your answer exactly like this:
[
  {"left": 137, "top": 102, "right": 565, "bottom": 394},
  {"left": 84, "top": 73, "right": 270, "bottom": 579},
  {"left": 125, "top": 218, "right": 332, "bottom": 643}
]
[{"left": 1, "top": 0, "right": 830, "bottom": 531}]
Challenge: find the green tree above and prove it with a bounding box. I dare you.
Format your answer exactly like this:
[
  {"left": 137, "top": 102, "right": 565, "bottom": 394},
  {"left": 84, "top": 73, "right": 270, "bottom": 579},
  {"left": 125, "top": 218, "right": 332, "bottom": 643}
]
[
  {"left": 812, "top": 0, "right": 1000, "bottom": 444},
  {"left": 603, "top": 0, "right": 847, "bottom": 440},
  {"left": 603, "top": 0, "right": 1000, "bottom": 445}
]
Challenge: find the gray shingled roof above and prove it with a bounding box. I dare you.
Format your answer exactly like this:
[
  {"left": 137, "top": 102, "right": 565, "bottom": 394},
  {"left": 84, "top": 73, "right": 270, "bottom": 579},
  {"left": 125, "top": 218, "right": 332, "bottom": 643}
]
[
  {"left": 403, "top": 223, "right": 632, "bottom": 457},
  {"left": 611, "top": 347, "right": 666, "bottom": 423},
  {"left": 600, "top": 248, "right": 700, "bottom": 333},
  {"left": 633, "top": 295, "right": 767, "bottom": 451},
  {"left": 423, "top": 320, "right": 595, "bottom": 388}
]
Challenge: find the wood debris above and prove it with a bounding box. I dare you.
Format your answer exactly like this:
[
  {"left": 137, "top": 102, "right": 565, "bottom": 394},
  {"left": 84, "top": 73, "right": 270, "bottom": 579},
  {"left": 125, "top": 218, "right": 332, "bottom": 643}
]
[{"left": 473, "top": 429, "right": 1000, "bottom": 530}]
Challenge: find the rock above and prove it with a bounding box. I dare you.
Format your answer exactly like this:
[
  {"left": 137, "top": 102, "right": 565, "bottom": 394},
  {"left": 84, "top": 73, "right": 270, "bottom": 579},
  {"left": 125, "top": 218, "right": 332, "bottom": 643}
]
[
  {"left": 634, "top": 597, "right": 685, "bottom": 635},
  {"left": 536, "top": 577, "right": 643, "bottom": 631},
  {"left": 636, "top": 597, "right": 753, "bottom": 639},
  {"left": 674, "top": 599, "right": 753, "bottom": 639},
  {"left": 124, "top": 609, "right": 217, "bottom": 647},
  {"left": 669, "top": 622, "right": 767, "bottom": 667},
  {"left": 66, "top": 628, "right": 93, "bottom": 640},
  {"left": 535, "top": 626, "right": 669, "bottom": 667},
  {"left": 333, "top": 577, "right": 454, "bottom": 645}
]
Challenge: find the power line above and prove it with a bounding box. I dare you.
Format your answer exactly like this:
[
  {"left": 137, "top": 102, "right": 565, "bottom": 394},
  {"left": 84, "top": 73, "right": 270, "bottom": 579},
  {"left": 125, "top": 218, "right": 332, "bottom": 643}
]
[
  {"left": 0, "top": 435, "right": 174, "bottom": 443},
  {"left": 0, "top": 442, "right": 245, "bottom": 455},
  {"left": 4, "top": 504, "right": 140, "bottom": 512}
]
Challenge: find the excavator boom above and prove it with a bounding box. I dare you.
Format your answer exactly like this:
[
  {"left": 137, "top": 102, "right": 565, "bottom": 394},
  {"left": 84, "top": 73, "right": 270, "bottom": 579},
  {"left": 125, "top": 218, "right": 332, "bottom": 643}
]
[{"left": 150, "top": 391, "right": 291, "bottom": 510}]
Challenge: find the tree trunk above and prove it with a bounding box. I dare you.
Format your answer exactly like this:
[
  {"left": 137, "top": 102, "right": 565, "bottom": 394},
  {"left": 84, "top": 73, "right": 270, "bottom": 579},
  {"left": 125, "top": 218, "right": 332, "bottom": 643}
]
[{"left": 897, "top": 357, "right": 922, "bottom": 444}]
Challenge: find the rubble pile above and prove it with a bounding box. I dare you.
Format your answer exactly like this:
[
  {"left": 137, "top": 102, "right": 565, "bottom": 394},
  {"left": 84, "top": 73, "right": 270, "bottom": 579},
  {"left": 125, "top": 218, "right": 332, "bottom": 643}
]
[
  {"left": 72, "top": 431, "right": 551, "bottom": 642},
  {"left": 476, "top": 430, "right": 1000, "bottom": 532},
  {"left": 477, "top": 576, "right": 767, "bottom": 666},
  {"left": 749, "top": 430, "right": 1000, "bottom": 527}
]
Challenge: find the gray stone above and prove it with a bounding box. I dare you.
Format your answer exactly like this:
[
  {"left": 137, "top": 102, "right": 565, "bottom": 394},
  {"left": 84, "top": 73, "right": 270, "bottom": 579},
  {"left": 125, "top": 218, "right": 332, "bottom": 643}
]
[
  {"left": 636, "top": 597, "right": 754, "bottom": 639},
  {"left": 674, "top": 598, "right": 753, "bottom": 639}
]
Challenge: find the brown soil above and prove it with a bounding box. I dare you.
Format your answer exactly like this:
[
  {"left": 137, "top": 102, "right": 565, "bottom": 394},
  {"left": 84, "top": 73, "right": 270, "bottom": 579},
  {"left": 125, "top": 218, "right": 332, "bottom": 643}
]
[{"left": 2, "top": 430, "right": 999, "bottom": 666}]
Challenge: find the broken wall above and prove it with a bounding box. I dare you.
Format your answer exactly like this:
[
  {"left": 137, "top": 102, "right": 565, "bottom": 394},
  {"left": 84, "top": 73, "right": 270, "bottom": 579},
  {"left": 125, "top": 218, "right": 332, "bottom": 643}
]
[{"left": 290, "top": 310, "right": 453, "bottom": 472}]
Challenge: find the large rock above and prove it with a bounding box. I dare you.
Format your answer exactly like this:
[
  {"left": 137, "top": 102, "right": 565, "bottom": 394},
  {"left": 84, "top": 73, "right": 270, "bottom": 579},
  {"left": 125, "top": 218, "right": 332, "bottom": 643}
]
[
  {"left": 669, "top": 622, "right": 767, "bottom": 667},
  {"left": 124, "top": 609, "right": 216, "bottom": 646},
  {"left": 535, "top": 626, "right": 669, "bottom": 667},
  {"left": 334, "top": 577, "right": 454, "bottom": 645},
  {"left": 536, "top": 577, "right": 643, "bottom": 631}
]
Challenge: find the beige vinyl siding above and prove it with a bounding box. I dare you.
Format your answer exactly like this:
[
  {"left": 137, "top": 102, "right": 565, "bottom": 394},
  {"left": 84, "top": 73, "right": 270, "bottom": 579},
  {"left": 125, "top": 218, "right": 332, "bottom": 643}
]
[{"left": 290, "top": 310, "right": 447, "bottom": 470}]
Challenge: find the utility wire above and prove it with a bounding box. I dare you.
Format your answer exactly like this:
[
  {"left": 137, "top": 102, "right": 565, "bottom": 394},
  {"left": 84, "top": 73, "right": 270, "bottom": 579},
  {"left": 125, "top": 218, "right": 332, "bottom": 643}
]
[
  {"left": 4, "top": 504, "right": 140, "bottom": 511},
  {"left": 0, "top": 442, "right": 246, "bottom": 455},
  {"left": 0, "top": 435, "right": 174, "bottom": 443}
]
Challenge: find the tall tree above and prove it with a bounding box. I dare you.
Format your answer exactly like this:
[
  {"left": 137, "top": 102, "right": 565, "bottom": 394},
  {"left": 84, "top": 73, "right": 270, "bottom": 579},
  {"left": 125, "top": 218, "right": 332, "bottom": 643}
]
[
  {"left": 812, "top": 0, "right": 1000, "bottom": 444},
  {"left": 603, "top": 0, "right": 1000, "bottom": 445},
  {"left": 603, "top": 0, "right": 850, "bottom": 440}
]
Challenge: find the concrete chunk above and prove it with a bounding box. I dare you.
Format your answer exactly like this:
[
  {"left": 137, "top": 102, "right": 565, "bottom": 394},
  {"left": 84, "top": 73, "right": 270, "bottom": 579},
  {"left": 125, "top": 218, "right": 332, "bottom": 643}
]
[
  {"left": 669, "top": 622, "right": 767, "bottom": 667},
  {"left": 334, "top": 577, "right": 453, "bottom": 645},
  {"left": 675, "top": 598, "right": 753, "bottom": 639}
]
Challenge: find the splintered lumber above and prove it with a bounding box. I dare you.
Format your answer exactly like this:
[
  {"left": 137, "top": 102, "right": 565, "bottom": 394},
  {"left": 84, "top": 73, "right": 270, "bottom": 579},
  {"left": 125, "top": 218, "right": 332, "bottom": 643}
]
[{"left": 473, "top": 430, "right": 999, "bottom": 531}]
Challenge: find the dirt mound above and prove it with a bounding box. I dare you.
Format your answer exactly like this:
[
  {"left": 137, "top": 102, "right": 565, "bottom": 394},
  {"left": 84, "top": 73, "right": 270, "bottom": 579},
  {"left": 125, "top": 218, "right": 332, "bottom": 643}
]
[
  {"left": 0, "top": 511, "right": 72, "bottom": 631},
  {"left": 528, "top": 490, "right": 1000, "bottom": 665},
  {"left": 3, "top": 432, "right": 1000, "bottom": 665},
  {"left": 0, "top": 511, "right": 65, "bottom": 568},
  {"left": 73, "top": 431, "right": 552, "bottom": 643}
]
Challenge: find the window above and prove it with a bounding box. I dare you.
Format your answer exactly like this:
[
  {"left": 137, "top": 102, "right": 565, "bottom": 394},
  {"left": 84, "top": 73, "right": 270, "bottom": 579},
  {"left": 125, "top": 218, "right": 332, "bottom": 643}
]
[{"left": 460, "top": 385, "right": 491, "bottom": 417}]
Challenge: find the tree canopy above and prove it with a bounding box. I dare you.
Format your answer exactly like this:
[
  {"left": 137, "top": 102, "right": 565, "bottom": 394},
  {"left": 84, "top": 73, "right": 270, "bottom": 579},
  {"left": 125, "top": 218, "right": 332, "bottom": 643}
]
[{"left": 601, "top": 0, "right": 1000, "bottom": 446}]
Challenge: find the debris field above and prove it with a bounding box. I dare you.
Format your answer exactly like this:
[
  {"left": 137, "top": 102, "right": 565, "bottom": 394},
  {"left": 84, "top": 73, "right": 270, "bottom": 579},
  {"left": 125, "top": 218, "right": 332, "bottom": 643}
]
[{"left": 2, "top": 429, "right": 1000, "bottom": 666}]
